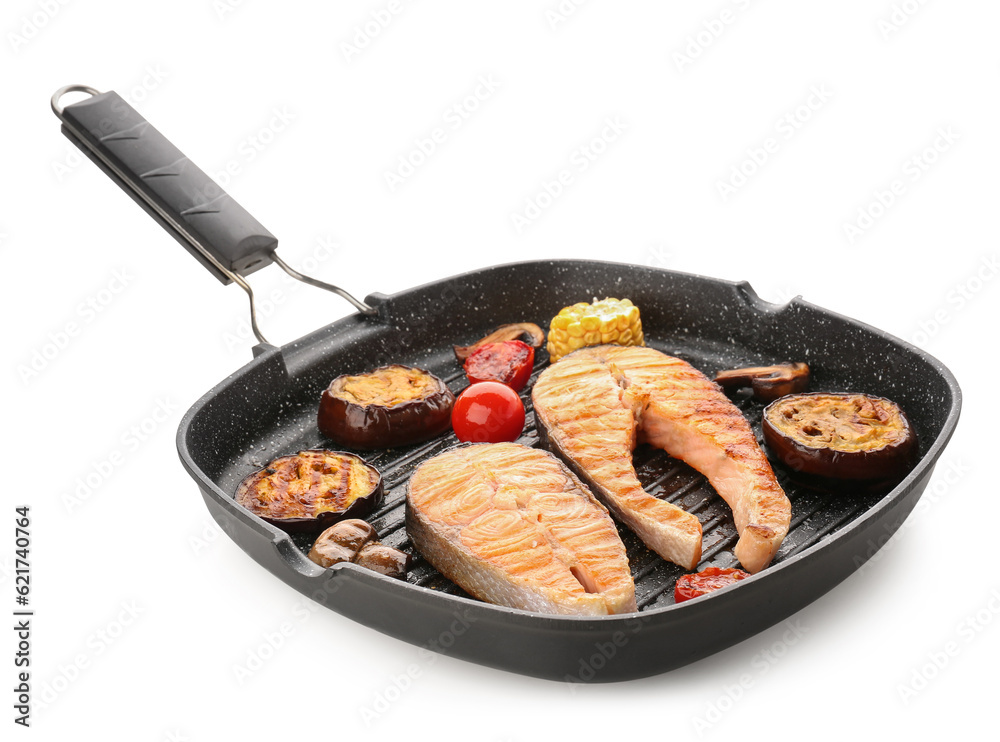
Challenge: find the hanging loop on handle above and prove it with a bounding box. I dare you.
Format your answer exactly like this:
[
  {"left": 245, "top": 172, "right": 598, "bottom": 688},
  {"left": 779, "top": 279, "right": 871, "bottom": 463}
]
[{"left": 50, "top": 84, "right": 102, "bottom": 116}]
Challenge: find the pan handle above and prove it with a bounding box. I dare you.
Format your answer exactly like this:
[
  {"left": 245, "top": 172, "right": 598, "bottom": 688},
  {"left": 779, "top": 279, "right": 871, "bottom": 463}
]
[
  {"left": 52, "top": 85, "right": 276, "bottom": 285},
  {"left": 52, "top": 85, "right": 378, "bottom": 344}
]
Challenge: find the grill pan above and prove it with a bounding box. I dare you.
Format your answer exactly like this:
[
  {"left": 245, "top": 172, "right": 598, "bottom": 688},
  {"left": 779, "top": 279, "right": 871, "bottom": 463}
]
[{"left": 53, "top": 85, "right": 962, "bottom": 682}]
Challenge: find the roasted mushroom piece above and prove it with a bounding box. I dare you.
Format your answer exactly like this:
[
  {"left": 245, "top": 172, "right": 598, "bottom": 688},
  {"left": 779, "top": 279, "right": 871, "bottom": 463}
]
[
  {"left": 762, "top": 392, "right": 917, "bottom": 485},
  {"left": 308, "top": 518, "right": 411, "bottom": 579},
  {"left": 235, "top": 450, "right": 383, "bottom": 535},
  {"left": 714, "top": 362, "right": 809, "bottom": 402},
  {"left": 307, "top": 519, "right": 377, "bottom": 567},
  {"left": 354, "top": 543, "right": 411, "bottom": 580},
  {"left": 318, "top": 364, "right": 455, "bottom": 449}
]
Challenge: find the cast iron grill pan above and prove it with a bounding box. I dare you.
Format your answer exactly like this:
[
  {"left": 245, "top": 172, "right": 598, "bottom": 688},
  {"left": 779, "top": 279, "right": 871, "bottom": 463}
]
[
  {"left": 178, "top": 262, "right": 959, "bottom": 681},
  {"left": 54, "top": 86, "right": 962, "bottom": 682}
]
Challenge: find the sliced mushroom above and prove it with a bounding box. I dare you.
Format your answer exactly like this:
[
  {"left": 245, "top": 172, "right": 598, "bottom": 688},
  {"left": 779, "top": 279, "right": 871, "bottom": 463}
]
[
  {"left": 714, "top": 362, "right": 809, "bottom": 402},
  {"left": 307, "top": 518, "right": 411, "bottom": 580},
  {"left": 354, "top": 543, "right": 412, "bottom": 579},
  {"left": 307, "top": 520, "right": 377, "bottom": 567},
  {"left": 453, "top": 323, "right": 545, "bottom": 362}
]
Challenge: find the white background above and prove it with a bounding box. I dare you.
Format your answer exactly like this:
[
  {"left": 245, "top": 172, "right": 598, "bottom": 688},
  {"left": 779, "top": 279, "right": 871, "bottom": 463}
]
[{"left": 4, "top": 0, "right": 997, "bottom": 739}]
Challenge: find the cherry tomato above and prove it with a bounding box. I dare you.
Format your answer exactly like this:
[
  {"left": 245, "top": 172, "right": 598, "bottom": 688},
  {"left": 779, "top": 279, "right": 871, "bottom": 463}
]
[
  {"left": 463, "top": 341, "right": 535, "bottom": 392},
  {"left": 451, "top": 382, "right": 526, "bottom": 443},
  {"left": 674, "top": 567, "right": 750, "bottom": 603}
]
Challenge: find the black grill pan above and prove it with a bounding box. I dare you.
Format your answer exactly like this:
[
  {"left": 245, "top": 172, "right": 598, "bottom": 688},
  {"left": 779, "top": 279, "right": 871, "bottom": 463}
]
[{"left": 53, "top": 86, "right": 962, "bottom": 682}]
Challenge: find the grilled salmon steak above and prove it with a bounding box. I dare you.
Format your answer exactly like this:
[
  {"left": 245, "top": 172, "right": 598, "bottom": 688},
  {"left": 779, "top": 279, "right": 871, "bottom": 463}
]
[
  {"left": 533, "top": 346, "right": 791, "bottom": 574},
  {"left": 406, "top": 443, "right": 636, "bottom": 615}
]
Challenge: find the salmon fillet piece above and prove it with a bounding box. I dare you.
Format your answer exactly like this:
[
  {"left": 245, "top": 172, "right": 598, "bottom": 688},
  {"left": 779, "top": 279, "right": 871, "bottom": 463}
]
[
  {"left": 406, "top": 442, "right": 636, "bottom": 615},
  {"left": 533, "top": 346, "right": 791, "bottom": 574}
]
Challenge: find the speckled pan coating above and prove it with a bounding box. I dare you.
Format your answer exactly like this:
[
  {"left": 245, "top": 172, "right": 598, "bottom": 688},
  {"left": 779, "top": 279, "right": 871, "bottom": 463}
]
[{"left": 176, "top": 259, "right": 961, "bottom": 682}]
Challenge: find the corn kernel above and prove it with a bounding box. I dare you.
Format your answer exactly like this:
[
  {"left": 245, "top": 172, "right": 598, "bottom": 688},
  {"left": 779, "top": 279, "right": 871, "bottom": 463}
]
[
  {"left": 567, "top": 321, "right": 584, "bottom": 338},
  {"left": 583, "top": 331, "right": 601, "bottom": 344},
  {"left": 620, "top": 329, "right": 633, "bottom": 343}
]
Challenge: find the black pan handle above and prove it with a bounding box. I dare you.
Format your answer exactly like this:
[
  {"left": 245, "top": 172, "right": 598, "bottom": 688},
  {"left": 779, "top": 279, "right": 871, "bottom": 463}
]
[{"left": 52, "top": 85, "right": 275, "bottom": 284}]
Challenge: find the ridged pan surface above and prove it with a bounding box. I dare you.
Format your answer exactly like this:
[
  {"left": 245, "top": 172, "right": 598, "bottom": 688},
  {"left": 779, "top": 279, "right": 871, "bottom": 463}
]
[{"left": 177, "top": 259, "right": 961, "bottom": 682}]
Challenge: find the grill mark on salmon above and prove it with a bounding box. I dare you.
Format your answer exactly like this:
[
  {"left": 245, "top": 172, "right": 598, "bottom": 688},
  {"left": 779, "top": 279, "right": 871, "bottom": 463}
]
[
  {"left": 406, "top": 443, "right": 636, "bottom": 615},
  {"left": 533, "top": 346, "right": 791, "bottom": 574}
]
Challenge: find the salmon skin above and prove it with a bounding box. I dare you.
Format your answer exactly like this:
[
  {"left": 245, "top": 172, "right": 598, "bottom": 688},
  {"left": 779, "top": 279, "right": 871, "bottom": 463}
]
[
  {"left": 406, "top": 442, "right": 636, "bottom": 616},
  {"left": 532, "top": 346, "right": 791, "bottom": 574}
]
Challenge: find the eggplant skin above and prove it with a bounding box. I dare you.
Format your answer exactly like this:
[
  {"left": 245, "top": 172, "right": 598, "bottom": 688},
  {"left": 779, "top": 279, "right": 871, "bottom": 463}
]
[
  {"left": 318, "top": 364, "right": 454, "bottom": 450},
  {"left": 762, "top": 393, "right": 918, "bottom": 483},
  {"left": 235, "top": 450, "right": 384, "bottom": 536}
]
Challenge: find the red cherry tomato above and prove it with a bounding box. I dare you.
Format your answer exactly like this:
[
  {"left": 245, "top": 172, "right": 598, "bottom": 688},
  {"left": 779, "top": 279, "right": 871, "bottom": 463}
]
[
  {"left": 463, "top": 341, "right": 535, "bottom": 391},
  {"left": 674, "top": 567, "right": 750, "bottom": 603},
  {"left": 451, "top": 382, "right": 526, "bottom": 443}
]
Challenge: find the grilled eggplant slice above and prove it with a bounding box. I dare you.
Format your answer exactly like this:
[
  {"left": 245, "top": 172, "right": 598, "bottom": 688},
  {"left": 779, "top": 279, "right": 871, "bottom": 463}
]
[
  {"left": 763, "top": 392, "right": 917, "bottom": 484},
  {"left": 235, "top": 450, "right": 383, "bottom": 535},
  {"left": 318, "top": 364, "right": 454, "bottom": 449}
]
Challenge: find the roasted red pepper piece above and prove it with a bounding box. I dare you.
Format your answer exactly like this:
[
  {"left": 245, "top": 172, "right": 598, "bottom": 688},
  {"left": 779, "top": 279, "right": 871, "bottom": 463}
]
[
  {"left": 463, "top": 340, "right": 535, "bottom": 391},
  {"left": 674, "top": 567, "right": 750, "bottom": 603}
]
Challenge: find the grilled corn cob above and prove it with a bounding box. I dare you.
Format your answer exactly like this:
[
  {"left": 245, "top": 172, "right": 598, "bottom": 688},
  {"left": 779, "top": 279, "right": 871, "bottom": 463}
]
[{"left": 546, "top": 298, "right": 644, "bottom": 362}]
